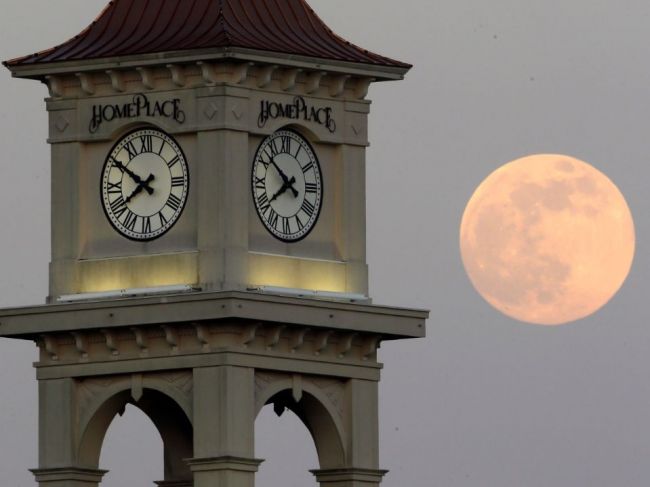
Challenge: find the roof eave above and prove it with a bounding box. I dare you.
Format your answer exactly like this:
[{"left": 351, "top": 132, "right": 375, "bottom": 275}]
[
  {"left": 4, "top": 47, "right": 411, "bottom": 83},
  {"left": 0, "top": 290, "right": 428, "bottom": 340}
]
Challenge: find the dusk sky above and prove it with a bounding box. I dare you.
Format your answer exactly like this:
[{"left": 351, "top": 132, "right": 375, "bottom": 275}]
[{"left": 1, "top": 1, "right": 650, "bottom": 486}]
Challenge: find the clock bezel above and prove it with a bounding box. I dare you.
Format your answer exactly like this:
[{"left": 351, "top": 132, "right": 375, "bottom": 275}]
[
  {"left": 251, "top": 128, "right": 324, "bottom": 243},
  {"left": 100, "top": 126, "right": 190, "bottom": 242}
]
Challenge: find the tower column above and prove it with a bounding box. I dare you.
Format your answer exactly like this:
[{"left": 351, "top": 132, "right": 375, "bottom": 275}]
[
  {"left": 33, "top": 378, "right": 107, "bottom": 487},
  {"left": 312, "top": 378, "right": 387, "bottom": 487},
  {"left": 189, "top": 366, "right": 263, "bottom": 487}
]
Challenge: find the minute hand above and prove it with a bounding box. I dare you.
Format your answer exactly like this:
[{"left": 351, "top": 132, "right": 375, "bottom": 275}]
[
  {"left": 113, "top": 159, "right": 154, "bottom": 194},
  {"left": 270, "top": 158, "right": 299, "bottom": 198}
]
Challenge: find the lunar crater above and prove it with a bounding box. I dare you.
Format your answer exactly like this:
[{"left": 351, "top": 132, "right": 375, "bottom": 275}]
[{"left": 460, "top": 154, "right": 635, "bottom": 325}]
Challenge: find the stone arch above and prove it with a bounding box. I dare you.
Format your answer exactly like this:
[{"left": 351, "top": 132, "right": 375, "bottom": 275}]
[
  {"left": 283, "top": 123, "right": 322, "bottom": 142},
  {"left": 78, "top": 375, "right": 192, "bottom": 436},
  {"left": 255, "top": 376, "right": 346, "bottom": 469},
  {"left": 77, "top": 378, "right": 193, "bottom": 483},
  {"left": 107, "top": 118, "right": 180, "bottom": 142}
]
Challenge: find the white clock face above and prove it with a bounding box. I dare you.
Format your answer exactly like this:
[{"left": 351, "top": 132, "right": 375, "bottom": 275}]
[
  {"left": 252, "top": 130, "right": 323, "bottom": 242},
  {"left": 101, "top": 128, "right": 189, "bottom": 241}
]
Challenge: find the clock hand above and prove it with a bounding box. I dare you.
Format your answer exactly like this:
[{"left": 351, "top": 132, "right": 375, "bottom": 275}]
[
  {"left": 270, "top": 176, "right": 297, "bottom": 203},
  {"left": 270, "top": 158, "right": 299, "bottom": 198},
  {"left": 286, "top": 178, "right": 299, "bottom": 198},
  {"left": 125, "top": 174, "right": 155, "bottom": 203},
  {"left": 113, "top": 159, "right": 155, "bottom": 193},
  {"left": 270, "top": 158, "right": 290, "bottom": 182}
]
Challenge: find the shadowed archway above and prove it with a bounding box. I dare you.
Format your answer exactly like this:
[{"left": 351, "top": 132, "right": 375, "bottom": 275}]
[
  {"left": 78, "top": 388, "right": 193, "bottom": 485},
  {"left": 256, "top": 387, "right": 346, "bottom": 472}
]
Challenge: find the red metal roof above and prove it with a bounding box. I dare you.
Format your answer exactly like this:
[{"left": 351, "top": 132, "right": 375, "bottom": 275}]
[{"left": 5, "top": 0, "right": 410, "bottom": 69}]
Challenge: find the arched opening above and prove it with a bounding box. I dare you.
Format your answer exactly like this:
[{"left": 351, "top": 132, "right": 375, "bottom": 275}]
[
  {"left": 255, "top": 388, "right": 346, "bottom": 485},
  {"left": 79, "top": 388, "right": 193, "bottom": 485},
  {"left": 256, "top": 405, "right": 319, "bottom": 486},
  {"left": 100, "top": 404, "right": 163, "bottom": 487}
]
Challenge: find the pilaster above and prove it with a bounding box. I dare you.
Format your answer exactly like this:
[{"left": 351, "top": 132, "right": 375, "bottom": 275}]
[
  {"left": 187, "top": 456, "right": 263, "bottom": 487},
  {"left": 345, "top": 379, "right": 380, "bottom": 468},
  {"left": 38, "top": 378, "right": 77, "bottom": 468},
  {"left": 192, "top": 366, "right": 262, "bottom": 487}
]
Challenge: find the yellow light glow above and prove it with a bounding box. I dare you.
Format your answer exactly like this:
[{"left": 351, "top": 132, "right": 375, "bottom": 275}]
[
  {"left": 78, "top": 252, "right": 198, "bottom": 293},
  {"left": 248, "top": 253, "right": 347, "bottom": 293},
  {"left": 460, "top": 154, "right": 635, "bottom": 325}
]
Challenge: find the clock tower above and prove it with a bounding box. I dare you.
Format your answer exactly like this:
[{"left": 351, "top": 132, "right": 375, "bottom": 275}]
[{"left": 1, "top": 1, "right": 427, "bottom": 486}]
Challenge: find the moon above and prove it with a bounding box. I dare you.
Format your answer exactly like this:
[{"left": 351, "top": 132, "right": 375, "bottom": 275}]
[{"left": 460, "top": 154, "right": 635, "bottom": 325}]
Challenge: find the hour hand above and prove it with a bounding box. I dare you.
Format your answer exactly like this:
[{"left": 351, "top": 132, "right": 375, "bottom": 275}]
[
  {"left": 270, "top": 176, "right": 297, "bottom": 202},
  {"left": 125, "top": 174, "right": 155, "bottom": 203},
  {"left": 287, "top": 181, "right": 299, "bottom": 198},
  {"left": 113, "top": 159, "right": 154, "bottom": 193},
  {"left": 270, "top": 159, "right": 299, "bottom": 198}
]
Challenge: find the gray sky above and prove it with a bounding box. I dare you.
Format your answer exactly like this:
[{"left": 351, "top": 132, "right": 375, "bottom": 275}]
[{"left": 1, "top": 1, "right": 650, "bottom": 486}]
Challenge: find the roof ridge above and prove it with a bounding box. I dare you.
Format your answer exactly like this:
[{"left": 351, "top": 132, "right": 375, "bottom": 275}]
[
  {"left": 4, "top": 0, "right": 411, "bottom": 70},
  {"left": 220, "top": 0, "right": 231, "bottom": 44}
]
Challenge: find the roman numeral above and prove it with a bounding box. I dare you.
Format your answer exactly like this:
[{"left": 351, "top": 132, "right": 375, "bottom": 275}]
[
  {"left": 123, "top": 211, "right": 138, "bottom": 231},
  {"left": 166, "top": 193, "right": 182, "bottom": 212},
  {"left": 142, "top": 216, "right": 152, "bottom": 234},
  {"left": 254, "top": 176, "right": 266, "bottom": 190},
  {"left": 158, "top": 211, "right": 168, "bottom": 227},
  {"left": 110, "top": 157, "right": 125, "bottom": 170},
  {"left": 305, "top": 182, "right": 318, "bottom": 194},
  {"left": 107, "top": 181, "right": 121, "bottom": 194},
  {"left": 268, "top": 140, "right": 280, "bottom": 157},
  {"left": 294, "top": 144, "right": 302, "bottom": 159},
  {"left": 301, "top": 161, "right": 314, "bottom": 174},
  {"left": 124, "top": 141, "right": 138, "bottom": 160},
  {"left": 268, "top": 209, "right": 279, "bottom": 228},
  {"left": 295, "top": 214, "right": 305, "bottom": 231},
  {"left": 280, "top": 136, "right": 291, "bottom": 154},
  {"left": 139, "top": 135, "right": 153, "bottom": 153},
  {"left": 167, "top": 155, "right": 180, "bottom": 168},
  {"left": 158, "top": 140, "right": 166, "bottom": 155},
  {"left": 171, "top": 176, "right": 185, "bottom": 187},
  {"left": 257, "top": 192, "right": 270, "bottom": 213},
  {"left": 301, "top": 198, "right": 316, "bottom": 216},
  {"left": 109, "top": 197, "right": 127, "bottom": 219},
  {"left": 282, "top": 217, "right": 291, "bottom": 235},
  {"left": 258, "top": 158, "right": 271, "bottom": 170}
]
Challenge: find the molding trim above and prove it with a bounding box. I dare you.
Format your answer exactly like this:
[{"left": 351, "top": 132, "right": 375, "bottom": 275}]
[
  {"left": 187, "top": 456, "right": 264, "bottom": 473},
  {"left": 32, "top": 321, "right": 384, "bottom": 368},
  {"left": 31, "top": 467, "right": 108, "bottom": 483},
  {"left": 311, "top": 468, "right": 389, "bottom": 483}
]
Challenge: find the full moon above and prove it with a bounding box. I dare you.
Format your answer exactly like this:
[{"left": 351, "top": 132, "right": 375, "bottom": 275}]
[{"left": 460, "top": 154, "right": 635, "bottom": 325}]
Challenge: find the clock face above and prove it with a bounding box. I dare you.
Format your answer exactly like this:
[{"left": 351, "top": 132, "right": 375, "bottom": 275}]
[
  {"left": 101, "top": 128, "right": 189, "bottom": 241},
  {"left": 252, "top": 130, "right": 323, "bottom": 242}
]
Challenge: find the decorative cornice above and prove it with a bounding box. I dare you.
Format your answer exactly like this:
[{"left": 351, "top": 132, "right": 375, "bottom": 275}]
[
  {"left": 34, "top": 321, "right": 384, "bottom": 367},
  {"left": 38, "top": 62, "right": 375, "bottom": 101}
]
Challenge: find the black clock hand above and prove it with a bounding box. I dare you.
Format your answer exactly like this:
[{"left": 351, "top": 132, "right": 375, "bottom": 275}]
[
  {"left": 270, "top": 176, "right": 297, "bottom": 203},
  {"left": 113, "top": 159, "right": 155, "bottom": 194},
  {"left": 270, "top": 158, "right": 299, "bottom": 198},
  {"left": 125, "top": 174, "right": 155, "bottom": 203},
  {"left": 288, "top": 181, "right": 299, "bottom": 198}
]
